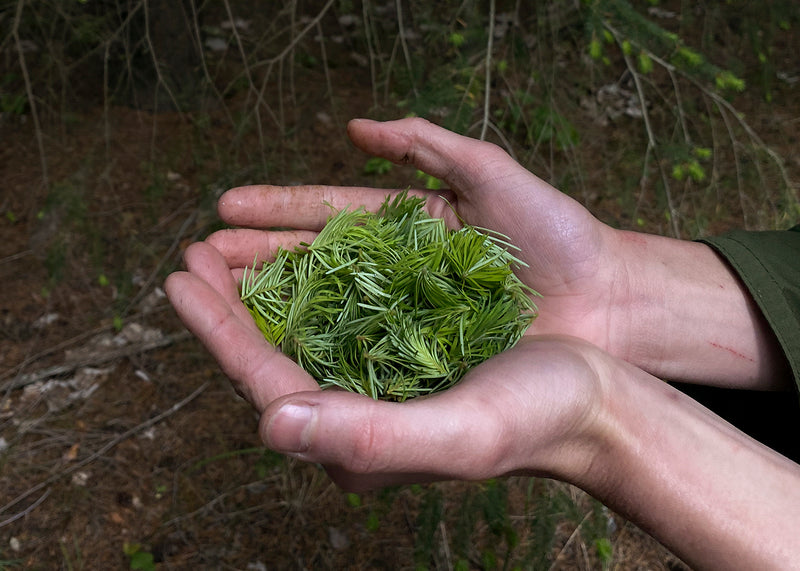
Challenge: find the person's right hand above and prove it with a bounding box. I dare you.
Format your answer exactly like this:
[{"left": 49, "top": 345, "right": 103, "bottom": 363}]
[{"left": 209, "top": 118, "right": 787, "bottom": 388}]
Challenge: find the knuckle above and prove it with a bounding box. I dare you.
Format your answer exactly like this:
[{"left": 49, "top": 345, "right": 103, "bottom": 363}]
[
  {"left": 345, "top": 412, "right": 385, "bottom": 475},
  {"left": 461, "top": 401, "right": 513, "bottom": 477},
  {"left": 406, "top": 116, "right": 433, "bottom": 131}
]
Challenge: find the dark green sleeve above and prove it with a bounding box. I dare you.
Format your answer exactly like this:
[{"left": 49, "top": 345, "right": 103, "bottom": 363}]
[{"left": 698, "top": 225, "right": 800, "bottom": 392}]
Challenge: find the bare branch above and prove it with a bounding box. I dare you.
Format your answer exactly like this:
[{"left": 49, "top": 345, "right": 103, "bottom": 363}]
[
  {"left": 395, "top": 0, "right": 417, "bottom": 98},
  {"left": 2, "top": 330, "right": 192, "bottom": 392},
  {"left": 608, "top": 25, "right": 681, "bottom": 238}
]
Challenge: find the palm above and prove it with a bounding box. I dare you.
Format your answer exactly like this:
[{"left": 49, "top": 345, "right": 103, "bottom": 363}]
[{"left": 421, "top": 157, "right": 614, "bottom": 348}]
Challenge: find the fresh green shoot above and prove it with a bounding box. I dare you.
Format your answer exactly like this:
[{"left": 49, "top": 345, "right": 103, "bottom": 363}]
[{"left": 241, "top": 192, "right": 538, "bottom": 401}]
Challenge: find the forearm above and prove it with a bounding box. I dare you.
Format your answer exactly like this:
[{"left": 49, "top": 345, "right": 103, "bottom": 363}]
[
  {"left": 579, "top": 361, "right": 800, "bottom": 569},
  {"left": 609, "top": 230, "right": 790, "bottom": 389}
]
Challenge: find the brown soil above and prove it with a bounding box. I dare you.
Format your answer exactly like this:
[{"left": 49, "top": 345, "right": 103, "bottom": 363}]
[{"left": 1, "top": 9, "right": 798, "bottom": 570}]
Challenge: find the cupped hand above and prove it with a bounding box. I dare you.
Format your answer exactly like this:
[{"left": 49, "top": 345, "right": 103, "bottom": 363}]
[
  {"left": 262, "top": 333, "right": 610, "bottom": 491},
  {"left": 165, "top": 241, "right": 610, "bottom": 490},
  {"left": 208, "top": 117, "right": 628, "bottom": 357}
]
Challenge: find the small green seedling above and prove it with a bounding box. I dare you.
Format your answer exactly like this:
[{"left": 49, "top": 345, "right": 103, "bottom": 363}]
[{"left": 241, "top": 192, "right": 538, "bottom": 401}]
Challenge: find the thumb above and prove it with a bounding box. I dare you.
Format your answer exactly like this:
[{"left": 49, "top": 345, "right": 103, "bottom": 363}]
[
  {"left": 259, "top": 388, "right": 511, "bottom": 490},
  {"left": 346, "top": 117, "right": 518, "bottom": 197}
]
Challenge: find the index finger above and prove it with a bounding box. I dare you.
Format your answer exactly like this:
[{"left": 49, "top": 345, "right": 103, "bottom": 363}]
[{"left": 217, "top": 185, "right": 457, "bottom": 230}]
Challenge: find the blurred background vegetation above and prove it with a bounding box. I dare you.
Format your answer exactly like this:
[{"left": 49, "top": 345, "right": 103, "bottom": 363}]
[{"left": 1, "top": 0, "right": 798, "bottom": 569}]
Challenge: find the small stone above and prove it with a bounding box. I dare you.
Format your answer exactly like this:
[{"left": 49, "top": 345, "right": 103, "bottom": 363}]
[
  {"left": 328, "top": 526, "right": 350, "bottom": 551},
  {"left": 72, "top": 471, "right": 90, "bottom": 486}
]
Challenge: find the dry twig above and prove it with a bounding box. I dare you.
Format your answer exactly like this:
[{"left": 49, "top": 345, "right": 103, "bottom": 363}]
[
  {"left": 0, "top": 381, "right": 209, "bottom": 526},
  {"left": 609, "top": 25, "right": 681, "bottom": 238},
  {"left": 2, "top": 330, "right": 192, "bottom": 392}
]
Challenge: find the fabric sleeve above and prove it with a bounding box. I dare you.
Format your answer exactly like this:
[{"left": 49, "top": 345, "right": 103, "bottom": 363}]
[{"left": 698, "top": 224, "right": 800, "bottom": 392}]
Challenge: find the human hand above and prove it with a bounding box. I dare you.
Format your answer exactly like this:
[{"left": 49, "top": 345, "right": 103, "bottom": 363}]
[
  {"left": 165, "top": 240, "right": 607, "bottom": 490},
  {"left": 208, "top": 118, "right": 789, "bottom": 389},
  {"left": 209, "top": 117, "right": 621, "bottom": 354},
  {"left": 165, "top": 241, "right": 800, "bottom": 570},
  {"left": 166, "top": 118, "right": 800, "bottom": 570}
]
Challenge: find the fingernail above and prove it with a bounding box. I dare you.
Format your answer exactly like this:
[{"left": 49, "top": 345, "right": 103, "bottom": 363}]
[{"left": 267, "top": 403, "right": 314, "bottom": 454}]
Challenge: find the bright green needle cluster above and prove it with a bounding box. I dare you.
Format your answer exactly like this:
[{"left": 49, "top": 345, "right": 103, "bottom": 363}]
[{"left": 240, "top": 192, "right": 538, "bottom": 401}]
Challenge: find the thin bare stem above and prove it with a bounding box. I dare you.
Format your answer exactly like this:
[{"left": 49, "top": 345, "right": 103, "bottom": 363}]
[
  {"left": 362, "top": 0, "right": 379, "bottom": 109},
  {"left": 289, "top": 0, "right": 298, "bottom": 110},
  {"left": 468, "top": 118, "right": 518, "bottom": 163},
  {"left": 12, "top": 0, "right": 49, "bottom": 190},
  {"left": 317, "top": 21, "right": 334, "bottom": 108},
  {"left": 189, "top": 0, "right": 234, "bottom": 127},
  {"left": 239, "top": 0, "right": 336, "bottom": 145},
  {"left": 608, "top": 25, "right": 681, "bottom": 237},
  {"left": 668, "top": 67, "right": 691, "bottom": 146},
  {"left": 480, "top": 0, "right": 496, "bottom": 141},
  {"left": 716, "top": 101, "right": 749, "bottom": 228},
  {"left": 223, "top": 0, "right": 268, "bottom": 158},
  {"left": 256, "top": 0, "right": 336, "bottom": 66},
  {"left": 635, "top": 67, "right": 680, "bottom": 238},
  {"left": 384, "top": 35, "right": 401, "bottom": 105},
  {"left": 141, "top": 0, "right": 183, "bottom": 113},
  {"left": 395, "top": 0, "right": 418, "bottom": 97}
]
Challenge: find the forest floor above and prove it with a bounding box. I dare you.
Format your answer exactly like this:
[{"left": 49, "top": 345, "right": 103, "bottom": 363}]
[{"left": 1, "top": 7, "right": 799, "bottom": 570}]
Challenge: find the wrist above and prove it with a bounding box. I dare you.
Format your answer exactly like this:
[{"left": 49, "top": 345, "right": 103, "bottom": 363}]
[
  {"left": 606, "top": 230, "right": 788, "bottom": 388},
  {"left": 578, "top": 356, "right": 800, "bottom": 569},
  {"left": 510, "top": 338, "right": 631, "bottom": 486}
]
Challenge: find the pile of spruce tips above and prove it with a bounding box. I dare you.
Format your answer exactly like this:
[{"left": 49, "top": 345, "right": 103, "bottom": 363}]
[{"left": 241, "top": 193, "right": 538, "bottom": 401}]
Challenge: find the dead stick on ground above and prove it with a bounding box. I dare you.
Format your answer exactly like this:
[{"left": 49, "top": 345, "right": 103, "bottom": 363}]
[
  {"left": 547, "top": 508, "right": 594, "bottom": 571},
  {"left": 2, "top": 331, "right": 193, "bottom": 392},
  {"left": 0, "top": 490, "right": 51, "bottom": 528},
  {"left": 0, "top": 381, "right": 210, "bottom": 526},
  {"left": 0, "top": 304, "right": 176, "bottom": 386}
]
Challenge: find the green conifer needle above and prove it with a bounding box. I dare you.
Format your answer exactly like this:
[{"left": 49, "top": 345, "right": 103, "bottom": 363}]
[{"left": 240, "top": 192, "right": 539, "bottom": 401}]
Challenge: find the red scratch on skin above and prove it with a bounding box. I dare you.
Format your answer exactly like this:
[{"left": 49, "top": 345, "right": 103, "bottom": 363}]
[
  {"left": 620, "top": 231, "right": 647, "bottom": 246},
  {"left": 708, "top": 342, "right": 756, "bottom": 363}
]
